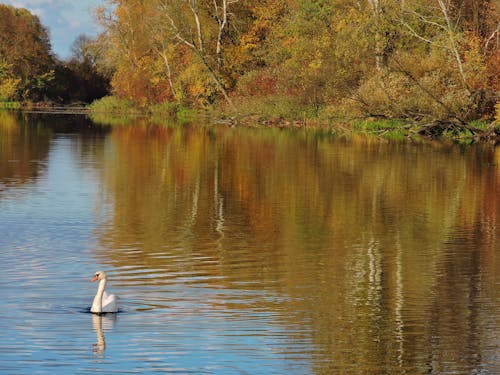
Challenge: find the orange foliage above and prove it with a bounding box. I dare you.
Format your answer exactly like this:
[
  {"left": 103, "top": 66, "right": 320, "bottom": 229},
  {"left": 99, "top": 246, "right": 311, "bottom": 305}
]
[
  {"left": 0, "top": 4, "right": 54, "bottom": 100},
  {"left": 486, "top": 49, "right": 500, "bottom": 91},
  {"left": 95, "top": 0, "right": 497, "bottom": 121}
]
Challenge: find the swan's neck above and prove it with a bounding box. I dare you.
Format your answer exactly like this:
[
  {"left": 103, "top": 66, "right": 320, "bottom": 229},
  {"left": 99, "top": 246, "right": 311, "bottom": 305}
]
[{"left": 93, "top": 279, "right": 107, "bottom": 312}]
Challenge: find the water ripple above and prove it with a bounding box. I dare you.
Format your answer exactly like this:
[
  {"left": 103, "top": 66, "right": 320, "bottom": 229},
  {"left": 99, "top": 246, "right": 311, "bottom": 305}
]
[{"left": 1, "top": 117, "right": 498, "bottom": 374}]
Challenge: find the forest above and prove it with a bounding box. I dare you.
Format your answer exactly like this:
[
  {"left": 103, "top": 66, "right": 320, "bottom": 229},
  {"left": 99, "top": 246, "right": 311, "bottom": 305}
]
[
  {"left": 0, "top": 4, "right": 108, "bottom": 104},
  {"left": 0, "top": 1, "right": 499, "bottom": 132}
]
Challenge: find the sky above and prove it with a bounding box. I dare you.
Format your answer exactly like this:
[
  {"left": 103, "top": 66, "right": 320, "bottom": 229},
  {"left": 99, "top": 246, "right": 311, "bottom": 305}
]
[{"left": 1, "top": 0, "right": 105, "bottom": 59}]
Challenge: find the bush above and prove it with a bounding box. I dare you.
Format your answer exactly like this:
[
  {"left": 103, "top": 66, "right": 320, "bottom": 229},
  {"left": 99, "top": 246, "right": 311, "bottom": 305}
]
[
  {"left": 0, "top": 101, "right": 21, "bottom": 109},
  {"left": 0, "top": 78, "right": 20, "bottom": 101},
  {"left": 353, "top": 52, "right": 474, "bottom": 122},
  {"left": 234, "top": 94, "right": 312, "bottom": 121},
  {"left": 148, "top": 101, "right": 179, "bottom": 117},
  {"left": 351, "top": 43, "right": 494, "bottom": 124},
  {"left": 88, "top": 96, "right": 138, "bottom": 114}
]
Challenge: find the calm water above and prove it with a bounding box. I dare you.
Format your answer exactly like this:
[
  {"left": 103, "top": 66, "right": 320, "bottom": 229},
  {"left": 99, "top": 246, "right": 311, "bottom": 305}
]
[{"left": 0, "top": 111, "right": 498, "bottom": 374}]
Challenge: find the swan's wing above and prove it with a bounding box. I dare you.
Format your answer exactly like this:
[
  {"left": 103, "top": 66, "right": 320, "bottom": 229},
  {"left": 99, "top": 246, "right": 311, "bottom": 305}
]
[{"left": 102, "top": 291, "right": 118, "bottom": 313}]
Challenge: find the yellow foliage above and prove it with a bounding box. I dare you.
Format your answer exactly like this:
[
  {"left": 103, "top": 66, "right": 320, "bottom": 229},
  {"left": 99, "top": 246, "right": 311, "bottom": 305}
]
[
  {"left": 96, "top": 0, "right": 497, "bottom": 121},
  {"left": 462, "top": 34, "right": 488, "bottom": 90},
  {"left": 355, "top": 49, "right": 476, "bottom": 121},
  {"left": 175, "top": 60, "right": 218, "bottom": 107},
  {"left": 0, "top": 78, "right": 20, "bottom": 101}
]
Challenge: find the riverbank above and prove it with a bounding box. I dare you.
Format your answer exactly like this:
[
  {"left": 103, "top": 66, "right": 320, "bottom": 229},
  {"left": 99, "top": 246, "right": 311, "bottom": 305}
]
[
  {"left": 2, "top": 100, "right": 499, "bottom": 144},
  {"left": 85, "top": 97, "right": 500, "bottom": 145},
  {"left": 0, "top": 101, "right": 89, "bottom": 114}
]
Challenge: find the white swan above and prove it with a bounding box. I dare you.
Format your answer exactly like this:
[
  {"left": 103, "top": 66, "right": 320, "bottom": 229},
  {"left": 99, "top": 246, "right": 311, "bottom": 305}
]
[{"left": 91, "top": 271, "right": 118, "bottom": 313}]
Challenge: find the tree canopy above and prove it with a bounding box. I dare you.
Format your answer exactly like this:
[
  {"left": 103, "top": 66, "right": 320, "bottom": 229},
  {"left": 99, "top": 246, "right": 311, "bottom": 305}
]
[
  {"left": 93, "top": 0, "right": 498, "bottom": 123},
  {"left": 0, "top": 5, "right": 54, "bottom": 101},
  {"left": 0, "top": 4, "right": 110, "bottom": 104},
  {"left": 0, "top": 1, "right": 498, "bottom": 125}
]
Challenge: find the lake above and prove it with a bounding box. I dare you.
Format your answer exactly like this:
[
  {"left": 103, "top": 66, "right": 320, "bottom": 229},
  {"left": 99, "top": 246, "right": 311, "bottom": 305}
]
[{"left": 0, "top": 111, "right": 498, "bottom": 374}]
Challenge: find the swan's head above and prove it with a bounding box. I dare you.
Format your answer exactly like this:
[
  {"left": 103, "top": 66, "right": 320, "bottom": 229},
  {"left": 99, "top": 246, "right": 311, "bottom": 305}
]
[{"left": 91, "top": 271, "right": 107, "bottom": 282}]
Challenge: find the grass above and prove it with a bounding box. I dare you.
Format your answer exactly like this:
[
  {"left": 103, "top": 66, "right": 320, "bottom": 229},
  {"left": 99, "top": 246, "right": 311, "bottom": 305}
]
[
  {"left": 87, "top": 96, "right": 140, "bottom": 114},
  {"left": 0, "top": 101, "right": 22, "bottom": 109},
  {"left": 87, "top": 96, "right": 145, "bottom": 125},
  {"left": 350, "top": 118, "right": 405, "bottom": 131},
  {"left": 148, "top": 101, "right": 179, "bottom": 117},
  {"left": 175, "top": 107, "right": 197, "bottom": 123},
  {"left": 348, "top": 118, "right": 409, "bottom": 140},
  {"left": 233, "top": 95, "right": 313, "bottom": 122},
  {"left": 88, "top": 96, "right": 200, "bottom": 125},
  {"left": 148, "top": 101, "right": 197, "bottom": 123},
  {"left": 467, "top": 120, "right": 490, "bottom": 131}
]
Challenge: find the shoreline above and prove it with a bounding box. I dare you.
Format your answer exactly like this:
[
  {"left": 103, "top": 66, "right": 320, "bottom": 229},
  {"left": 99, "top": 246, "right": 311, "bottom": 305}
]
[{"left": 1, "top": 103, "right": 498, "bottom": 145}]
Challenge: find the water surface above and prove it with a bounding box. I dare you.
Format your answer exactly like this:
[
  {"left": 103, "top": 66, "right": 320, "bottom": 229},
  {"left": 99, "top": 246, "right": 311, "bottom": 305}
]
[{"left": 0, "top": 111, "right": 498, "bottom": 374}]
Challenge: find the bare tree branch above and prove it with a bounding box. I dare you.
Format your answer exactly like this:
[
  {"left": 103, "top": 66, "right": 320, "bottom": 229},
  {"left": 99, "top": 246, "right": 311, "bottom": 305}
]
[
  {"left": 155, "top": 0, "right": 236, "bottom": 109},
  {"left": 188, "top": 0, "right": 204, "bottom": 52},
  {"left": 437, "top": 0, "right": 469, "bottom": 93},
  {"left": 485, "top": 22, "right": 499, "bottom": 51}
]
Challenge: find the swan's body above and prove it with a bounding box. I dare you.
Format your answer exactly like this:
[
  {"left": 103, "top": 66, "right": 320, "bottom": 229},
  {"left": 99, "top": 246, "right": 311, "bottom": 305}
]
[{"left": 91, "top": 271, "right": 118, "bottom": 313}]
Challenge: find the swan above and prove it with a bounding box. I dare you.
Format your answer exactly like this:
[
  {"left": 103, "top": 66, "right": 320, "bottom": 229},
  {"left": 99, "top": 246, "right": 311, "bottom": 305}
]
[{"left": 91, "top": 271, "right": 118, "bottom": 314}]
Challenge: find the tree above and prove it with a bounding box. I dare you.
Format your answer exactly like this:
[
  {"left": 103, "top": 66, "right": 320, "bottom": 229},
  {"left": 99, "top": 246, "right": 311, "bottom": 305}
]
[
  {"left": 92, "top": 0, "right": 497, "bottom": 125},
  {"left": 153, "top": 0, "right": 241, "bottom": 108},
  {"left": 0, "top": 5, "right": 55, "bottom": 101},
  {"left": 352, "top": 0, "right": 498, "bottom": 125},
  {"left": 95, "top": 0, "right": 173, "bottom": 104},
  {"left": 65, "top": 35, "right": 111, "bottom": 103},
  {"left": 0, "top": 60, "right": 20, "bottom": 101}
]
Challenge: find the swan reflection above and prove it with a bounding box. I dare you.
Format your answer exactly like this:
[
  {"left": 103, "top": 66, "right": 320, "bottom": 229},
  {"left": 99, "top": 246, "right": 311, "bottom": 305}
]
[{"left": 91, "top": 313, "right": 116, "bottom": 355}]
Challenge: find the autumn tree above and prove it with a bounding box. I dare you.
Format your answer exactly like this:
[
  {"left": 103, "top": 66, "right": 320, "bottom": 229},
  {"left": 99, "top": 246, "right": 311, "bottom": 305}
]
[
  {"left": 236, "top": 1, "right": 376, "bottom": 114},
  {"left": 0, "top": 61, "right": 20, "bottom": 101},
  {"left": 94, "top": 1, "right": 156, "bottom": 104},
  {"left": 96, "top": 0, "right": 251, "bottom": 107},
  {"left": 152, "top": 0, "right": 245, "bottom": 107},
  {"left": 352, "top": 0, "right": 498, "bottom": 125},
  {"left": 0, "top": 5, "right": 55, "bottom": 101},
  {"left": 91, "top": 0, "right": 497, "bottom": 124}
]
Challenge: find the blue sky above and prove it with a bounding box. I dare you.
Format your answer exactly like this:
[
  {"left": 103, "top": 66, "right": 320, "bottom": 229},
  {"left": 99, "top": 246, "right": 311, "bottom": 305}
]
[{"left": 1, "top": 0, "right": 104, "bottom": 59}]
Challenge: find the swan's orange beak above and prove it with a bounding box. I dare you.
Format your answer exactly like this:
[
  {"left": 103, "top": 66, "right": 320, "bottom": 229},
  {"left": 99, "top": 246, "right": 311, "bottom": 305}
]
[{"left": 91, "top": 275, "right": 98, "bottom": 282}]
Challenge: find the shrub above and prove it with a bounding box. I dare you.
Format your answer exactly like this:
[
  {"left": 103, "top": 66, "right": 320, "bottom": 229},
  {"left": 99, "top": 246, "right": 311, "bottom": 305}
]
[
  {"left": 0, "top": 101, "right": 21, "bottom": 109},
  {"left": 235, "top": 94, "right": 311, "bottom": 121},
  {"left": 88, "top": 96, "right": 138, "bottom": 114},
  {"left": 353, "top": 51, "right": 477, "bottom": 122},
  {"left": 149, "top": 101, "right": 179, "bottom": 117},
  {"left": 0, "top": 78, "right": 20, "bottom": 101}
]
